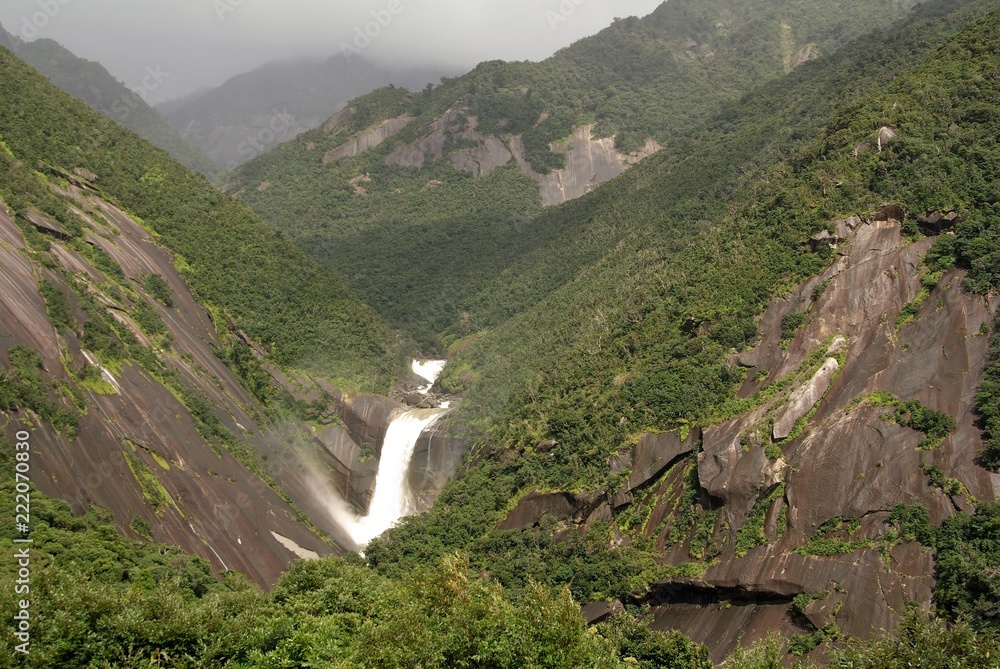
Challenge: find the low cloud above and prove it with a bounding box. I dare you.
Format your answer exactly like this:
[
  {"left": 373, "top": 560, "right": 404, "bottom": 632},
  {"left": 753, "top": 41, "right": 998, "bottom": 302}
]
[{"left": 0, "top": 0, "right": 663, "bottom": 103}]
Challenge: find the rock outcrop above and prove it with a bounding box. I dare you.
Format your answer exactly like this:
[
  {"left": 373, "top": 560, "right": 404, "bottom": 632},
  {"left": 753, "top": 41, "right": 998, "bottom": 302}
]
[
  {"left": 510, "top": 126, "right": 662, "bottom": 206},
  {"left": 335, "top": 102, "right": 663, "bottom": 207},
  {"left": 409, "top": 416, "right": 466, "bottom": 513},
  {"left": 323, "top": 107, "right": 356, "bottom": 134},
  {"left": 0, "top": 193, "right": 342, "bottom": 586},
  {"left": 337, "top": 394, "right": 406, "bottom": 456},
  {"left": 322, "top": 115, "right": 411, "bottom": 163},
  {"left": 450, "top": 136, "right": 514, "bottom": 178},
  {"left": 496, "top": 490, "right": 606, "bottom": 531},
  {"left": 612, "top": 428, "right": 702, "bottom": 508},
  {"left": 623, "top": 212, "right": 995, "bottom": 659},
  {"left": 772, "top": 357, "right": 839, "bottom": 440}
]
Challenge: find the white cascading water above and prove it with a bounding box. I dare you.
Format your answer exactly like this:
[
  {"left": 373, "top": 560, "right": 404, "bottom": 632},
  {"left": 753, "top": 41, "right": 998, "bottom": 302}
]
[
  {"left": 343, "top": 408, "right": 445, "bottom": 546},
  {"left": 339, "top": 360, "right": 449, "bottom": 547},
  {"left": 412, "top": 359, "right": 447, "bottom": 393}
]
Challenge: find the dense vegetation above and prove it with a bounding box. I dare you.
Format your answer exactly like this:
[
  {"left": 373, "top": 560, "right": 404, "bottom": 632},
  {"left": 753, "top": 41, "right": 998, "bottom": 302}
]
[
  {"left": 348, "top": 0, "right": 1000, "bottom": 625},
  {"left": 0, "top": 433, "right": 714, "bottom": 668},
  {"left": 0, "top": 46, "right": 400, "bottom": 392},
  {"left": 1, "top": 0, "right": 999, "bottom": 665},
  {"left": 933, "top": 502, "right": 1000, "bottom": 631},
  {"left": 436, "top": 0, "right": 1000, "bottom": 456},
  {"left": 977, "top": 315, "right": 1000, "bottom": 469},
  {"left": 2, "top": 432, "right": 998, "bottom": 666},
  {"left": 234, "top": 0, "right": 924, "bottom": 345},
  {"left": 0, "top": 346, "right": 80, "bottom": 438},
  {"left": 0, "top": 24, "right": 219, "bottom": 179}
]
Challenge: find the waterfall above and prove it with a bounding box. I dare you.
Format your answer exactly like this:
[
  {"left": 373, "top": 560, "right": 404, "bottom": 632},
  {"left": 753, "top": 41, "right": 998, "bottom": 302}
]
[
  {"left": 338, "top": 359, "right": 450, "bottom": 547},
  {"left": 343, "top": 408, "right": 445, "bottom": 546},
  {"left": 412, "top": 359, "right": 447, "bottom": 393}
]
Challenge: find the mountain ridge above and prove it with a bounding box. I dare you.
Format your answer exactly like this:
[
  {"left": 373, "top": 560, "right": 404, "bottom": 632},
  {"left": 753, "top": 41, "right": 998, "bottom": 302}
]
[
  {"left": 232, "top": 0, "right": 925, "bottom": 346},
  {"left": 0, "top": 23, "right": 220, "bottom": 179},
  {"left": 158, "top": 54, "right": 449, "bottom": 170}
]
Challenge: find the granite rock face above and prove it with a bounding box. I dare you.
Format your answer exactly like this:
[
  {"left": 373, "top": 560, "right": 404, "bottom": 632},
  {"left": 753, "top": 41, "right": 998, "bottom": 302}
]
[
  {"left": 491, "top": 211, "right": 997, "bottom": 660},
  {"left": 0, "top": 192, "right": 341, "bottom": 586},
  {"left": 612, "top": 428, "right": 701, "bottom": 509},
  {"left": 409, "top": 416, "right": 466, "bottom": 513},
  {"left": 645, "top": 214, "right": 997, "bottom": 659},
  {"left": 322, "top": 115, "right": 411, "bottom": 163},
  {"left": 495, "top": 490, "right": 606, "bottom": 531},
  {"left": 772, "top": 357, "right": 839, "bottom": 440},
  {"left": 510, "top": 126, "right": 662, "bottom": 206},
  {"left": 328, "top": 101, "right": 663, "bottom": 207}
]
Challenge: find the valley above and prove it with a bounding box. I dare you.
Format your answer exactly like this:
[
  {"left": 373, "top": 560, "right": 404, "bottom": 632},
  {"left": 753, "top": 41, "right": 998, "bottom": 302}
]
[{"left": 0, "top": 0, "right": 999, "bottom": 666}]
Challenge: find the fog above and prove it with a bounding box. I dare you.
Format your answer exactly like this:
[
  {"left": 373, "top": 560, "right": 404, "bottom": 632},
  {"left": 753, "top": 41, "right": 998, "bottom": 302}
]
[{"left": 0, "top": 0, "right": 664, "bottom": 104}]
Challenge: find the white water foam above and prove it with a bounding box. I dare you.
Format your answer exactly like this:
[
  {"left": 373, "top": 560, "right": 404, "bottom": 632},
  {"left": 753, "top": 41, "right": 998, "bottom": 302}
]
[
  {"left": 412, "top": 359, "right": 447, "bottom": 394},
  {"left": 340, "top": 407, "right": 445, "bottom": 546}
]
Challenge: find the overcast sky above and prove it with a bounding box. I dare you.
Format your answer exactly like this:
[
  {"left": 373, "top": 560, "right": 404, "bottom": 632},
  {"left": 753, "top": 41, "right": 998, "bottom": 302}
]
[{"left": 0, "top": 1, "right": 664, "bottom": 104}]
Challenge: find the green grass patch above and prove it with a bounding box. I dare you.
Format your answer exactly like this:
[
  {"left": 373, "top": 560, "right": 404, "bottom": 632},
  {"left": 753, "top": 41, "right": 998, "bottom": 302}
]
[
  {"left": 735, "top": 483, "right": 785, "bottom": 558},
  {"left": 122, "top": 443, "right": 172, "bottom": 515}
]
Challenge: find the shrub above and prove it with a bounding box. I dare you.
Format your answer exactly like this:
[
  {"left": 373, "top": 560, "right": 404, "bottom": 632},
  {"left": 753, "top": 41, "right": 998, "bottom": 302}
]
[
  {"left": 781, "top": 312, "right": 807, "bottom": 341},
  {"left": 142, "top": 273, "right": 174, "bottom": 307}
]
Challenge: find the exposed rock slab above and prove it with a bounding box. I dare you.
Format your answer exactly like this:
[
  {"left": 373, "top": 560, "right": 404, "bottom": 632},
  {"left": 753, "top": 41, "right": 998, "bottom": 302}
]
[
  {"left": 613, "top": 428, "right": 700, "bottom": 508},
  {"left": 450, "top": 136, "right": 514, "bottom": 177},
  {"left": 385, "top": 128, "right": 446, "bottom": 168},
  {"left": 322, "top": 115, "right": 411, "bottom": 163},
  {"left": 651, "top": 599, "right": 796, "bottom": 663},
  {"left": 773, "top": 357, "right": 839, "bottom": 440},
  {"left": 409, "top": 415, "right": 466, "bottom": 513},
  {"left": 581, "top": 599, "right": 625, "bottom": 625},
  {"left": 510, "top": 125, "right": 662, "bottom": 206},
  {"left": 311, "top": 424, "right": 378, "bottom": 509},
  {"left": 650, "top": 214, "right": 995, "bottom": 649},
  {"left": 338, "top": 394, "right": 406, "bottom": 455},
  {"left": 0, "top": 194, "right": 352, "bottom": 586},
  {"left": 496, "top": 490, "right": 604, "bottom": 531},
  {"left": 699, "top": 406, "right": 774, "bottom": 522},
  {"left": 322, "top": 106, "right": 356, "bottom": 134}
]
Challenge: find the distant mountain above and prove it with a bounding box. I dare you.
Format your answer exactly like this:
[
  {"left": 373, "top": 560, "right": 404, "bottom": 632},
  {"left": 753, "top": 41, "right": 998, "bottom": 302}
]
[
  {"left": 0, "top": 24, "right": 219, "bottom": 179},
  {"left": 157, "top": 55, "right": 450, "bottom": 170}
]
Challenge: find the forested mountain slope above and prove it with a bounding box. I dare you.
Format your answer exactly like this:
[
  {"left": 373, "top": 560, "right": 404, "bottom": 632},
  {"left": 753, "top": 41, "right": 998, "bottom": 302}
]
[
  {"left": 0, "top": 43, "right": 399, "bottom": 392},
  {"left": 0, "top": 41, "right": 407, "bottom": 581},
  {"left": 358, "top": 0, "right": 1000, "bottom": 657},
  {"left": 232, "top": 0, "right": 924, "bottom": 346},
  {"left": 0, "top": 23, "right": 219, "bottom": 179},
  {"left": 0, "top": 1, "right": 997, "bottom": 665}
]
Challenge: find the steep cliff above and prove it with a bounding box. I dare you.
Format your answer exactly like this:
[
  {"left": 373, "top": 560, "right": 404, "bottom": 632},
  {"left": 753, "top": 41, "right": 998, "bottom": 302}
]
[
  {"left": 0, "top": 190, "right": 340, "bottom": 583},
  {"left": 644, "top": 213, "right": 996, "bottom": 658}
]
